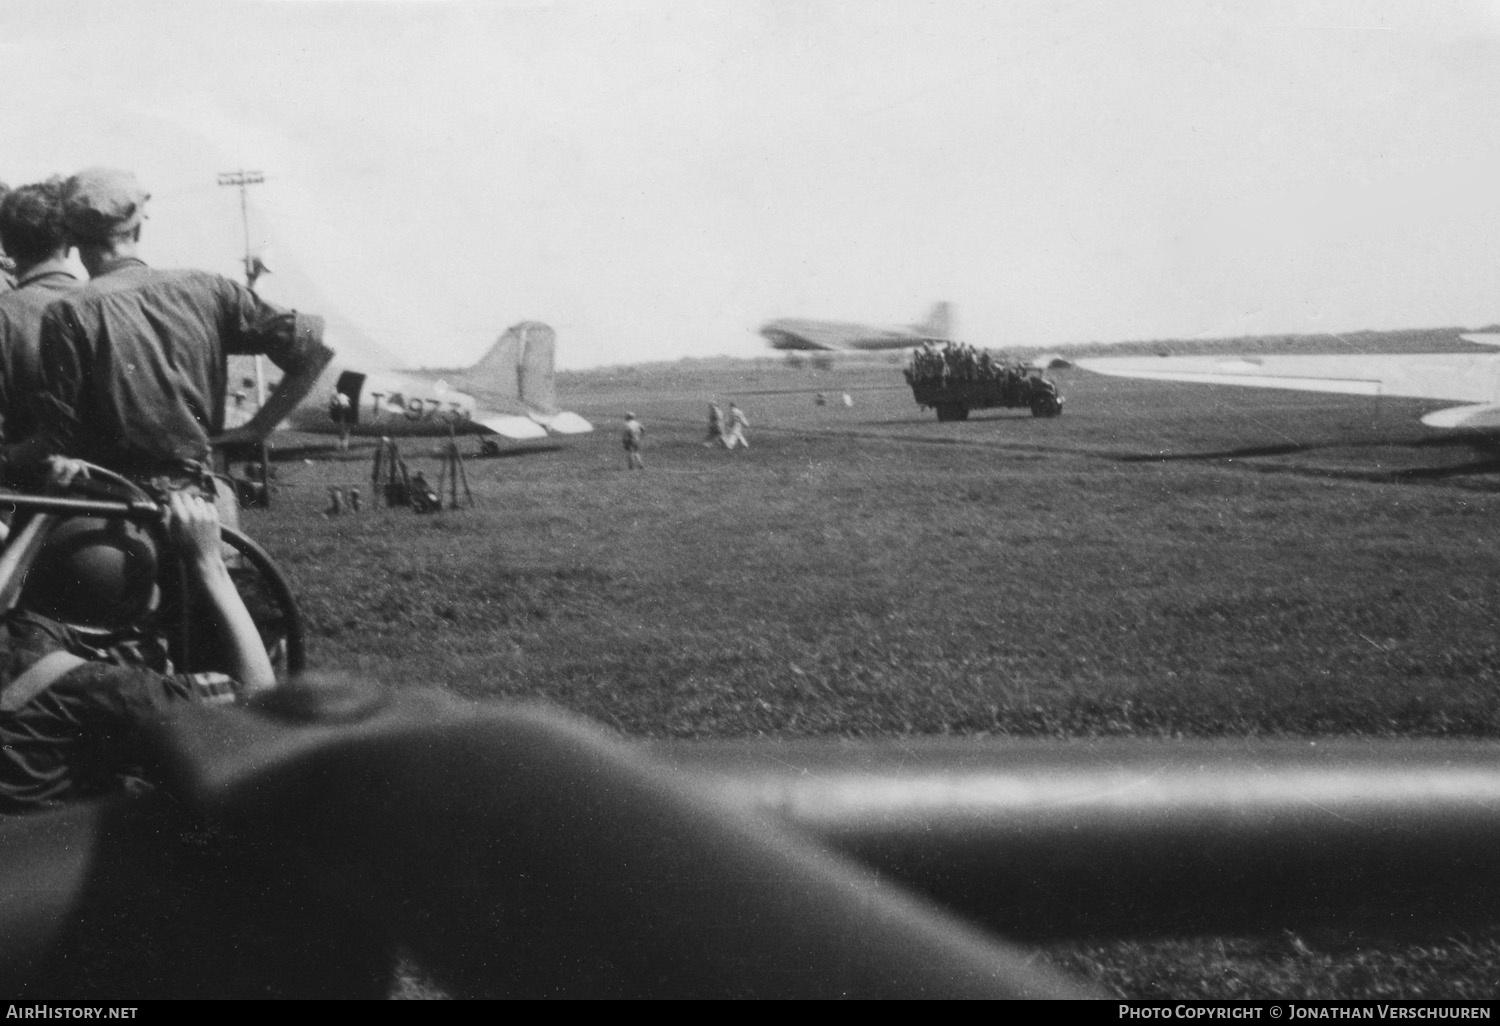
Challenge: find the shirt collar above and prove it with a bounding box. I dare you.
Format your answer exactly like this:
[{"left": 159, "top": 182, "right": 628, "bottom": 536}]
[
  {"left": 15, "top": 257, "right": 79, "bottom": 288},
  {"left": 94, "top": 256, "right": 147, "bottom": 278}
]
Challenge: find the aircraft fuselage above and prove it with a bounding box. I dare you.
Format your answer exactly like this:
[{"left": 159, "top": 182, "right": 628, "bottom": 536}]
[
  {"left": 760, "top": 319, "right": 944, "bottom": 352},
  {"left": 281, "top": 367, "right": 483, "bottom": 438},
  {"left": 224, "top": 320, "right": 590, "bottom": 448},
  {"left": 760, "top": 302, "right": 953, "bottom": 351}
]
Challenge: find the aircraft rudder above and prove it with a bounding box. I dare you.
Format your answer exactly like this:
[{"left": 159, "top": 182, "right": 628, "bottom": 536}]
[
  {"left": 515, "top": 322, "right": 559, "bottom": 414},
  {"left": 918, "top": 302, "right": 953, "bottom": 339}
]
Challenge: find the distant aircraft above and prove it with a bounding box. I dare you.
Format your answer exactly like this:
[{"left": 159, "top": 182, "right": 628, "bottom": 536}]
[
  {"left": 760, "top": 302, "right": 953, "bottom": 352},
  {"left": 221, "top": 321, "right": 592, "bottom": 450},
  {"left": 1076, "top": 333, "right": 1500, "bottom": 430}
]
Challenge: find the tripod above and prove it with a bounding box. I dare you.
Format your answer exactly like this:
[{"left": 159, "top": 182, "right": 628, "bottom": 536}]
[
  {"left": 370, "top": 437, "right": 414, "bottom": 508},
  {"left": 435, "top": 432, "right": 475, "bottom": 510}
]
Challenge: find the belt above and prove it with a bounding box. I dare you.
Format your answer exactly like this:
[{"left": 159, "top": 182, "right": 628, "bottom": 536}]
[{"left": 122, "top": 460, "right": 220, "bottom": 501}]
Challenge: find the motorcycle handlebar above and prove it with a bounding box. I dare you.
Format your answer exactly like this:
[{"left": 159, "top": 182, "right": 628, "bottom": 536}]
[{"left": 0, "top": 491, "right": 163, "bottom": 523}]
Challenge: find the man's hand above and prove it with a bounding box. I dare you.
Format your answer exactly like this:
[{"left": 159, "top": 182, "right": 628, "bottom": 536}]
[
  {"left": 167, "top": 492, "right": 222, "bottom": 569},
  {"left": 45, "top": 457, "right": 89, "bottom": 490},
  {"left": 167, "top": 491, "right": 275, "bottom": 694}
]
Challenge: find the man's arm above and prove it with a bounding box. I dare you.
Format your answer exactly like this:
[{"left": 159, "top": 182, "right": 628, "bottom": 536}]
[
  {"left": 213, "top": 330, "right": 333, "bottom": 447},
  {"left": 214, "top": 283, "right": 335, "bottom": 446},
  {"left": 169, "top": 492, "right": 275, "bottom": 694}
]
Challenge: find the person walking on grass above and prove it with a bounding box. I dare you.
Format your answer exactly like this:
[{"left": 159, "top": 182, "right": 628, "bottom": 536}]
[
  {"left": 622, "top": 412, "right": 645, "bottom": 470},
  {"left": 723, "top": 402, "right": 750, "bottom": 450},
  {"left": 704, "top": 403, "right": 724, "bottom": 447}
]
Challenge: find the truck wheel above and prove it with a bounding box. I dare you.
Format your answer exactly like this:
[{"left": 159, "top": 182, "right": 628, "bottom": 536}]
[{"left": 1030, "top": 394, "right": 1062, "bottom": 418}]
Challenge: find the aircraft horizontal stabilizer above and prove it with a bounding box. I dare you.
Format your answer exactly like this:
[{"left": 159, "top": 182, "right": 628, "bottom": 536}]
[
  {"left": 477, "top": 414, "right": 550, "bottom": 440},
  {"left": 1419, "top": 403, "right": 1500, "bottom": 430},
  {"left": 531, "top": 411, "right": 593, "bottom": 435}
]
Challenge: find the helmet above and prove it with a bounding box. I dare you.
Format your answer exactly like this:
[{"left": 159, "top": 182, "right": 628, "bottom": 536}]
[{"left": 20, "top": 516, "right": 159, "bottom": 631}]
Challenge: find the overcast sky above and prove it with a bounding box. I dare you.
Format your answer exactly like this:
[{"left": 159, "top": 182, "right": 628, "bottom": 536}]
[{"left": 4, "top": 0, "right": 1500, "bottom": 370}]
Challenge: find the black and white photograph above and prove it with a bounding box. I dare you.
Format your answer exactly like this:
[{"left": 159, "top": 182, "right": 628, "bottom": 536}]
[{"left": 4, "top": 0, "right": 1500, "bottom": 1003}]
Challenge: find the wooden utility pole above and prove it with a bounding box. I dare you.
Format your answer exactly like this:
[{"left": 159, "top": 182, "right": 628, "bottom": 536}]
[
  {"left": 217, "top": 169, "right": 266, "bottom": 289},
  {"left": 217, "top": 170, "right": 272, "bottom": 506}
]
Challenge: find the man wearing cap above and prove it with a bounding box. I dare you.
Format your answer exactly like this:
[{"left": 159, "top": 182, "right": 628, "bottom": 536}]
[
  {"left": 30, "top": 167, "right": 333, "bottom": 497},
  {"left": 0, "top": 178, "right": 80, "bottom": 484}
]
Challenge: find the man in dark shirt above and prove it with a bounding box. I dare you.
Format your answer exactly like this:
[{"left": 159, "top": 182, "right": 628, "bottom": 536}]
[
  {"left": 32, "top": 167, "right": 333, "bottom": 487},
  {"left": 0, "top": 179, "right": 79, "bottom": 479}
]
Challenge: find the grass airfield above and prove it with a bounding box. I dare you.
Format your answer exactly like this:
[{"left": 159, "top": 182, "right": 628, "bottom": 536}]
[{"left": 249, "top": 333, "right": 1500, "bottom": 998}]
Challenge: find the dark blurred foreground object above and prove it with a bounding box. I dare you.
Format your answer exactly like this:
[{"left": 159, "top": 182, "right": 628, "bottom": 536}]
[
  {"left": 658, "top": 736, "right": 1500, "bottom": 945},
  {"left": 11, "top": 680, "right": 1500, "bottom": 998},
  {"left": 0, "top": 680, "right": 1091, "bottom": 999}
]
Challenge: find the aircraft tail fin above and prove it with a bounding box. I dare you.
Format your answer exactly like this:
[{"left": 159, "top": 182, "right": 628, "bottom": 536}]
[
  {"left": 467, "top": 322, "right": 593, "bottom": 435},
  {"left": 469, "top": 322, "right": 558, "bottom": 412},
  {"left": 915, "top": 302, "right": 953, "bottom": 339}
]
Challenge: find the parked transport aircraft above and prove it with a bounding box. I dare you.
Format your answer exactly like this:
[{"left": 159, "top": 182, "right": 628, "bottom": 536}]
[
  {"left": 760, "top": 301, "right": 953, "bottom": 352},
  {"left": 1077, "top": 333, "right": 1500, "bottom": 430},
  {"left": 220, "top": 321, "right": 592, "bottom": 449}
]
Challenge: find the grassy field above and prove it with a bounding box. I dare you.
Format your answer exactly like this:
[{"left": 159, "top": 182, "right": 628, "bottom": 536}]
[{"left": 244, "top": 331, "right": 1500, "bottom": 997}]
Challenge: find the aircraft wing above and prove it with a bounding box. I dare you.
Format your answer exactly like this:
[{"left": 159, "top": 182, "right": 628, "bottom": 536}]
[
  {"left": 475, "top": 412, "right": 549, "bottom": 440},
  {"left": 1077, "top": 353, "right": 1500, "bottom": 403},
  {"left": 1077, "top": 351, "right": 1500, "bottom": 430}
]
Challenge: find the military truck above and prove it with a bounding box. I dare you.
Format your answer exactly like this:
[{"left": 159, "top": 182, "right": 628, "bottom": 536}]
[{"left": 904, "top": 345, "right": 1063, "bottom": 422}]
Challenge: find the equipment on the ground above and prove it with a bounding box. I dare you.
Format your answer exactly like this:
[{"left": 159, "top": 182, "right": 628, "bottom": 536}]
[
  {"left": 371, "top": 437, "right": 415, "bottom": 508},
  {"left": 408, "top": 472, "right": 441, "bottom": 514}
]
